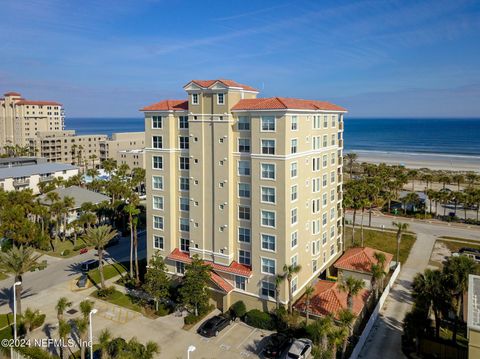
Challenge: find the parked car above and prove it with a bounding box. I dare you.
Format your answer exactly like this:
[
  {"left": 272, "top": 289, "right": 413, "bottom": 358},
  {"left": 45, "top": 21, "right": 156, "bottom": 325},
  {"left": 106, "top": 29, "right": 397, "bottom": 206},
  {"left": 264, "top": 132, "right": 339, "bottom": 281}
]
[
  {"left": 283, "top": 338, "right": 313, "bottom": 359},
  {"left": 262, "top": 333, "right": 292, "bottom": 358},
  {"left": 81, "top": 259, "right": 99, "bottom": 272},
  {"left": 197, "top": 315, "right": 232, "bottom": 337},
  {"left": 79, "top": 248, "right": 88, "bottom": 254}
]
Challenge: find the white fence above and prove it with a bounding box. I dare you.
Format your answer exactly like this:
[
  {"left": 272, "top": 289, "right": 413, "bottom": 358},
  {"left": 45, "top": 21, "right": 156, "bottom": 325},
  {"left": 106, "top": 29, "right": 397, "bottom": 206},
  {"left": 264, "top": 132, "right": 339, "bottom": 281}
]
[{"left": 348, "top": 263, "right": 402, "bottom": 359}]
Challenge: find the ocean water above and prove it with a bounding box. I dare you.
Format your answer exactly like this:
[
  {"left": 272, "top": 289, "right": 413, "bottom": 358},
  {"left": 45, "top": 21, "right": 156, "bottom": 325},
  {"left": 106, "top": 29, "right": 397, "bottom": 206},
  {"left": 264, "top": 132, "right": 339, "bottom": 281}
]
[{"left": 66, "top": 117, "right": 480, "bottom": 157}]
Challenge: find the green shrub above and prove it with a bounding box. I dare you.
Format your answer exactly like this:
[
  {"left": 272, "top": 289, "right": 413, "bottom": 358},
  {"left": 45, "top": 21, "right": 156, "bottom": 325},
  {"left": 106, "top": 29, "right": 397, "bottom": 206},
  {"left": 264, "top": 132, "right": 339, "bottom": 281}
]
[
  {"left": 229, "top": 300, "right": 246, "bottom": 319},
  {"left": 73, "top": 243, "right": 87, "bottom": 251},
  {"left": 156, "top": 304, "right": 171, "bottom": 317},
  {"left": 62, "top": 249, "right": 71, "bottom": 256},
  {"left": 96, "top": 286, "right": 116, "bottom": 298},
  {"left": 184, "top": 314, "right": 200, "bottom": 325},
  {"left": 245, "top": 309, "right": 274, "bottom": 330},
  {"left": 32, "top": 313, "right": 46, "bottom": 330}
]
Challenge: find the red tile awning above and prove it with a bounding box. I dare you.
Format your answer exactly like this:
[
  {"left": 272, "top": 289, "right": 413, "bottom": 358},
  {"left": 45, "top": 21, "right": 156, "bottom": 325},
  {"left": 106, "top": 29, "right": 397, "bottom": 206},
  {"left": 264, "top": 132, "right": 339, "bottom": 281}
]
[
  {"left": 210, "top": 271, "right": 234, "bottom": 293},
  {"left": 333, "top": 247, "right": 393, "bottom": 274},
  {"left": 167, "top": 248, "right": 252, "bottom": 277}
]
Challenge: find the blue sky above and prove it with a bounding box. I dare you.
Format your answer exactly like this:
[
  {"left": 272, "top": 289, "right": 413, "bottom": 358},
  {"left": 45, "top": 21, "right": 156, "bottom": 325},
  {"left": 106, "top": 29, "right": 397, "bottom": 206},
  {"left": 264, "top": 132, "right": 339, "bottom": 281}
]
[{"left": 1, "top": 0, "right": 479, "bottom": 117}]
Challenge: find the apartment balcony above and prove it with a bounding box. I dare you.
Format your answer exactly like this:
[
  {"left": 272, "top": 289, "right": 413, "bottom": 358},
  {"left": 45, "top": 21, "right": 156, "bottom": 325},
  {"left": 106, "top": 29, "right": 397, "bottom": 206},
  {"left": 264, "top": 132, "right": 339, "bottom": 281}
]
[
  {"left": 39, "top": 175, "right": 55, "bottom": 182},
  {"left": 338, "top": 139, "right": 344, "bottom": 148},
  {"left": 339, "top": 121, "right": 344, "bottom": 131},
  {"left": 13, "top": 178, "right": 30, "bottom": 187}
]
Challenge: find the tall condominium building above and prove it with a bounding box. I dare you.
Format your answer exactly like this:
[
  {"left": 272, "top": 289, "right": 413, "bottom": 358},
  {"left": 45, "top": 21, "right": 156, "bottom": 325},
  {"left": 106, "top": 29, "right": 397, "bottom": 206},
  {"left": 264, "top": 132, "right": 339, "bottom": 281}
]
[
  {"left": 141, "top": 79, "right": 346, "bottom": 310},
  {"left": 0, "top": 92, "right": 64, "bottom": 148}
]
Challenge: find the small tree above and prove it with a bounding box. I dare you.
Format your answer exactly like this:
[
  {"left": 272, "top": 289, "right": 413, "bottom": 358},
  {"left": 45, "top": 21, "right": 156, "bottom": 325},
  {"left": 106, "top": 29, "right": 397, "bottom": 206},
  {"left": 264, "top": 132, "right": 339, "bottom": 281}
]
[
  {"left": 338, "top": 309, "right": 356, "bottom": 359},
  {"left": 304, "top": 284, "right": 315, "bottom": 325},
  {"left": 79, "top": 299, "right": 94, "bottom": 320},
  {"left": 283, "top": 264, "right": 302, "bottom": 314},
  {"left": 371, "top": 263, "right": 386, "bottom": 300},
  {"left": 392, "top": 221, "right": 409, "bottom": 265},
  {"left": 56, "top": 297, "right": 72, "bottom": 322},
  {"left": 74, "top": 317, "right": 89, "bottom": 359},
  {"left": 306, "top": 315, "right": 333, "bottom": 351},
  {"left": 21, "top": 308, "right": 44, "bottom": 339},
  {"left": 98, "top": 328, "right": 112, "bottom": 359},
  {"left": 82, "top": 225, "right": 118, "bottom": 289},
  {"left": 179, "top": 255, "right": 211, "bottom": 316},
  {"left": 338, "top": 276, "right": 365, "bottom": 311},
  {"left": 58, "top": 319, "right": 71, "bottom": 359},
  {"left": 274, "top": 274, "right": 284, "bottom": 310},
  {"left": 143, "top": 253, "right": 170, "bottom": 311},
  {"left": 0, "top": 245, "right": 42, "bottom": 314}
]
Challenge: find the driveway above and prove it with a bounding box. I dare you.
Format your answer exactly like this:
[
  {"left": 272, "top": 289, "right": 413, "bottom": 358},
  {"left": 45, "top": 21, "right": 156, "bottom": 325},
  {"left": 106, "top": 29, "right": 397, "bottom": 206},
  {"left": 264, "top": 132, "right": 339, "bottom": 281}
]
[{"left": 347, "top": 212, "right": 480, "bottom": 359}]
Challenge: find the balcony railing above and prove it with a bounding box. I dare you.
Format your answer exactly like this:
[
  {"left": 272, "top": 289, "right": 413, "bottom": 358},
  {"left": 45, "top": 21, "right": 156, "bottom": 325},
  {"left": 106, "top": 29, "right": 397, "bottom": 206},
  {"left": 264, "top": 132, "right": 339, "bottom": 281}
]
[
  {"left": 13, "top": 178, "right": 30, "bottom": 187},
  {"left": 39, "top": 175, "right": 55, "bottom": 182},
  {"left": 339, "top": 121, "right": 344, "bottom": 130}
]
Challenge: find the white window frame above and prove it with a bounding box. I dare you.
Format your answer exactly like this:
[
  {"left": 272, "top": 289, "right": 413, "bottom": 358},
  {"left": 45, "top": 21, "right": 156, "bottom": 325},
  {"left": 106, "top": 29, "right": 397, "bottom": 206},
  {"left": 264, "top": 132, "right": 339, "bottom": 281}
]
[
  {"left": 290, "top": 162, "right": 298, "bottom": 178},
  {"left": 192, "top": 93, "right": 199, "bottom": 105},
  {"left": 291, "top": 138, "right": 298, "bottom": 154},
  {"left": 180, "top": 197, "right": 190, "bottom": 212},
  {"left": 291, "top": 231, "right": 298, "bottom": 249},
  {"left": 261, "top": 210, "right": 276, "bottom": 228},
  {"left": 238, "top": 160, "right": 251, "bottom": 176},
  {"left": 261, "top": 233, "right": 276, "bottom": 252},
  {"left": 179, "top": 177, "right": 189, "bottom": 191},
  {"left": 152, "top": 195, "right": 164, "bottom": 210},
  {"left": 260, "top": 163, "right": 276, "bottom": 180},
  {"left": 238, "top": 116, "right": 250, "bottom": 131},
  {"left": 238, "top": 205, "right": 251, "bottom": 221},
  {"left": 291, "top": 115, "right": 298, "bottom": 131},
  {"left": 153, "top": 215, "right": 164, "bottom": 230},
  {"left": 261, "top": 138, "right": 276, "bottom": 155},
  {"left": 291, "top": 185, "right": 298, "bottom": 202},
  {"left": 261, "top": 257, "right": 276, "bottom": 275},
  {"left": 217, "top": 93, "right": 225, "bottom": 105},
  {"left": 152, "top": 175, "right": 164, "bottom": 190},
  {"left": 238, "top": 183, "right": 251, "bottom": 198},
  {"left": 291, "top": 208, "right": 298, "bottom": 225},
  {"left": 261, "top": 116, "right": 276, "bottom": 132},
  {"left": 152, "top": 156, "right": 163, "bottom": 170},
  {"left": 238, "top": 249, "right": 251, "bottom": 265},
  {"left": 178, "top": 116, "right": 189, "bottom": 129},
  {"left": 261, "top": 186, "right": 276, "bottom": 204},
  {"left": 152, "top": 116, "right": 162, "bottom": 129},
  {"left": 238, "top": 138, "right": 251, "bottom": 153},
  {"left": 238, "top": 227, "right": 251, "bottom": 243},
  {"left": 153, "top": 235, "right": 164, "bottom": 250}
]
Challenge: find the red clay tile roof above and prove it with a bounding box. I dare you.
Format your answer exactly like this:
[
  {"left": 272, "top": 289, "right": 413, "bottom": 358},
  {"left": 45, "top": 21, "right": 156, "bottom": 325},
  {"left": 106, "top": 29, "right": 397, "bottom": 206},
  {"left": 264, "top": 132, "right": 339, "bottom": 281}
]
[
  {"left": 140, "top": 99, "right": 188, "bottom": 112},
  {"left": 167, "top": 248, "right": 252, "bottom": 277},
  {"left": 15, "top": 100, "right": 62, "bottom": 106},
  {"left": 4, "top": 92, "right": 21, "bottom": 97},
  {"left": 334, "top": 247, "right": 393, "bottom": 274},
  {"left": 294, "top": 280, "right": 370, "bottom": 319},
  {"left": 187, "top": 79, "right": 258, "bottom": 92},
  {"left": 231, "top": 97, "right": 346, "bottom": 112},
  {"left": 210, "top": 271, "right": 234, "bottom": 293}
]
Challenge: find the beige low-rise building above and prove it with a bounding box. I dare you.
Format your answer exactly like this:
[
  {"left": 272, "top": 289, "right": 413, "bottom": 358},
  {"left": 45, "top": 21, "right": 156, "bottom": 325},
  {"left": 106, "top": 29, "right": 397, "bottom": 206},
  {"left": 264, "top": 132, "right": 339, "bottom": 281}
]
[
  {"left": 100, "top": 131, "right": 145, "bottom": 165},
  {"left": 0, "top": 157, "right": 78, "bottom": 194},
  {"left": 141, "top": 79, "right": 346, "bottom": 311},
  {"left": 31, "top": 130, "right": 107, "bottom": 167},
  {"left": 117, "top": 149, "right": 145, "bottom": 169},
  {"left": 0, "top": 92, "right": 64, "bottom": 149}
]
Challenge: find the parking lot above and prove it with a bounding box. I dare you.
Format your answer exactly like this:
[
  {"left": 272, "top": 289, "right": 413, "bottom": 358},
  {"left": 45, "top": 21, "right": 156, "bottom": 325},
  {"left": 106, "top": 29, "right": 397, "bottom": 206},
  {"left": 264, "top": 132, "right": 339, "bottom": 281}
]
[{"left": 189, "top": 317, "right": 273, "bottom": 358}]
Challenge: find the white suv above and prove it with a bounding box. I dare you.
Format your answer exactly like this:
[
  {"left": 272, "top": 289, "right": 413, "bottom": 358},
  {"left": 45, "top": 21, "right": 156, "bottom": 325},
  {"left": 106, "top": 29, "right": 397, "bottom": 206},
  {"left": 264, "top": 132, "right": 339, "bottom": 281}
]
[{"left": 283, "top": 338, "right": 313, "bottom": 359}]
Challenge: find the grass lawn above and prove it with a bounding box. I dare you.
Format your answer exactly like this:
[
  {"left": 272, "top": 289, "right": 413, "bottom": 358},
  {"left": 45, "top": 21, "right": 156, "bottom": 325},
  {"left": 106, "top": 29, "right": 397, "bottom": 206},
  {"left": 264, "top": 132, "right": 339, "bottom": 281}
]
[
  {"left": 87, "top": 262, "right": 128, "bottom": 286},
  {"left": 0, "top": 313, "right": 14, "bottom": 329},
  {"left": 344, "top": 226, "right": 416, "bottom": 264},
  {"left": 91, "top": 288, "right": 142, "bottom": 313},
  {"left": 0, "top": 272, "right": 8, "bottom": 281},
  {"left": 38, "top": 238, "right": 89, "bottom": 258},
  {"left": 436, "top": 239, "right": 480, "bottom": 253}
]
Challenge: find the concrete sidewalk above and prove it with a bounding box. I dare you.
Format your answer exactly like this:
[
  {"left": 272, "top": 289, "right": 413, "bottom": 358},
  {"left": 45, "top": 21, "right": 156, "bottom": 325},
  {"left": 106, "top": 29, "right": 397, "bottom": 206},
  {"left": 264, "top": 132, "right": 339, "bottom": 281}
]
[{"left": 358, "top": 231, "right": 436, "bottom": 358}]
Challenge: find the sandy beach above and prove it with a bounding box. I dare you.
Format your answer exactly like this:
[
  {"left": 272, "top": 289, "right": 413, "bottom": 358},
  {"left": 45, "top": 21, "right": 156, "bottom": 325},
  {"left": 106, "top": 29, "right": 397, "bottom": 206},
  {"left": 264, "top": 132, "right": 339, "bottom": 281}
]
[{"left": 353, "top": 150, "right": 480, "bottom": 172}]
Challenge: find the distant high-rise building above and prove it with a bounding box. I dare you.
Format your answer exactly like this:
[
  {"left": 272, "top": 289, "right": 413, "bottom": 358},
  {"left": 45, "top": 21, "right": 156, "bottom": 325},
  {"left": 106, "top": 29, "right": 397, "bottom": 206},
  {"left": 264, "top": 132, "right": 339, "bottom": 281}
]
[
  {"left": 141, "top": 79, "right": 347, "bottom": 311},
  {"left": 0, "top": 92, "right": 64, "bottom": 149}
]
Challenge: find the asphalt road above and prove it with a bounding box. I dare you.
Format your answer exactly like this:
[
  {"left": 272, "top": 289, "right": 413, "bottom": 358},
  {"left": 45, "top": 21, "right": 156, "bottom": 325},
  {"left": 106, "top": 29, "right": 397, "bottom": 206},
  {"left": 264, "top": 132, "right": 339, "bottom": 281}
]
[
  {"left": 0, "top": 231, "right": 146, "bottom": 308},
  {"left": 346, "top": 212, "right": 480, "bottom": 359}
]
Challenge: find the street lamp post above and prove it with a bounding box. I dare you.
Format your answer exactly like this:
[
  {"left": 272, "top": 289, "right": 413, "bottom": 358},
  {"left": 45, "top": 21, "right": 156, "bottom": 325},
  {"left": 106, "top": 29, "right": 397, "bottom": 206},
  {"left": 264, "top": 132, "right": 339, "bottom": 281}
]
[
  {"left": 13, "top": 281, "right": 22, "bottom": 341},
  {"left": 89, "top": 308, "right": 98, "bottom": 359},
  {"left": 187, "top": 345, "right": 196, "bottom": 359}
]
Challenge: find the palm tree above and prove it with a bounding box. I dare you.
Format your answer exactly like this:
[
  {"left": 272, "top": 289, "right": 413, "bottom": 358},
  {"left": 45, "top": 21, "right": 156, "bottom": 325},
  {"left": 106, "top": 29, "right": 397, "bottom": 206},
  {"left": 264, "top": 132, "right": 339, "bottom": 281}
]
[
  {"left": 373, "top": 252, "right": 387, "bottom": 288},
  {"left": 328, "top": 327, "right": 347, "bottom": 357},
  {"left": 359, "top": 197, "right": 369, "bottom": 246},
  {"left": 283, "top": 264, "right": 302, "bottom": 314},
  {"left": 307, "top": 315, "right": 333, "bottom": 351},
  {"left": 0, "top": 245, "right": 42, "bottom": 314},
  {"left": 452, "top": 174, "right": 464, "bottom": 191},
  {"left": 21, "top": 308, "right": 43, "bottom": 339},
  {"left": 338, "top": 309, "right": 356, "bottom": 359},
  {"left": 304, "top": 284, "right": 315, "bottom": 325},
  {"left": 371, "top": 264, "right": 386, "bottom": 300},
  {"left": 338, "top": 276, "right": 365, "bottom": 311},
  {"left": 274, "top": 274, "right": 284, "bottom": 310},
  {"left": 74, "top": 317, "right": 89, "bottom": 359},
  {"left": 404, "top": 192, "right": 420, "bottom": 213},
  {"left": 443, "top": 256, "right": 478, "bottom": 343},
  {"left": 82, "top": 225, "right": 118, "bottom": 289},
  {"left": 392, "top": 221, "right": 409, "bottom": 265},
  {"left": 98, "top": 328, "right": 112, "bottom": 359},
  {"left": 61, "top": 196, "right": 75, "bottom": 241},
  {"left": 124, "top": 193, "right": 140, "bottom": 280},
  {"left": 408, "top": 169, "right": 418, "bottom": 191},
  {"left": 412, "top": 269, "right": 446, "bottom": 339},
  {"left": 79, "top": 300, "right": 94, "bottom": 320},
  {"left": 439, "top": 174, "right": 451, "bottom": 189},
  {"left": 56, "top": 297, "right": 72, "bottom": 322},
  {"left": 58, "top": 319, "right": 71, "bottom": 359},
  {"left": 345, "top": 153, "right": 357, "bottom": 179}
]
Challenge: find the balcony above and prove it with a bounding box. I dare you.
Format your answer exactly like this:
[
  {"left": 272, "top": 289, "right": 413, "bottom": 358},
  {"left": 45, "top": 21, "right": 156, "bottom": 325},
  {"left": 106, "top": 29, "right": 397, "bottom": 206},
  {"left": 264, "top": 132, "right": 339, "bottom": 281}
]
[
  {"left": 338, "top": 139, "right": 344, "bottom": 148},
  {"left": 13, "top": 178, "right": 30, "bottom": 187},
  {"left": 339, "top": 121, "right": 344, "bottom": 130},
  {"left": 39, "top": 175, "right": 55, "bottom": 182}
]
